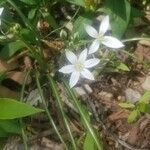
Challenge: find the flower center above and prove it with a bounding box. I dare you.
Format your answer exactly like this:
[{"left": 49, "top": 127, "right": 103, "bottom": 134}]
[
  {"left": 74, "top": 62, "right": 84, "bottom": 71},
  {"left": 97, "top": 34, "right": 104, "bottom": 41}
]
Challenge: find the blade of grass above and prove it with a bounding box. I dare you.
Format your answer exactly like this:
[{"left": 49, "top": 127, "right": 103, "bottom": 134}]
[
  {"left": 35, "top": 71, "right": 68, "bottom": 150},
  {"left": 63, "top": 81, "right": 103, "bottom": 150},
  {"left": 47, "top": 75, "right": 77, "bottom": 150},
  {"left": 19, "top": 68, "right": 31, "bottom": 150}
]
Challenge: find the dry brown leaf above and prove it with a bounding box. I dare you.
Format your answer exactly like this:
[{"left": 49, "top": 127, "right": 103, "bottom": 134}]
[
  {"left": 108, "top": 110, "right": 129, "bottom": 121},
  {"left": 7, "top": 71, "right": 32, "bottom": 85},
  {"left": 0, "top": 85, "right": 19, "bottom": 99},
  {"left": 0, "top": 60, "right": 18, "bottom": 72}
]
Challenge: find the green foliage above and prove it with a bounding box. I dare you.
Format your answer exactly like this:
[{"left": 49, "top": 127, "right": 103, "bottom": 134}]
[
  {"left": 84, "top": 131, "right": 96, "bottom": 150},
  {"left": 64, "top": 82, "right": 103, "bottom": 150},
  {"left": 128, "top": 109, "right": 140, "bottom": 123},
  {"left": 116, "top": 62, "right": 130, "bottom": 71},
  {"left": 104, "top": 0, "right": 131, "bottom": 38},
  {"left": 0, "top": 120, "right": 21, "bottom": 137},
  {"left": 20, "top": 28, "right": 36, "bottom": 44},
  {"left": 0, "top": 0, "right": 149, "bottom": 149},
  {"left": 119, "top": 102, "right": 135, "bottom": 109},
  {"left": 139, "top": 90, "right": 150, "bottom": 103},
  {"left": 19, "top": 0, "right": 38, "bottom": 5},
  {"left": 120, "top": 91, "right": 150, "bottom": 123},
  {"left": 28, "top": 8, "right": 37, "bottom": 19},
  {"left": 66, "top": 0, "right": 85, "bottom": 7},
  {"left": 41, "top": 11, "right": 58, "bottom": 29},
  {"left": 0, "top": 41, "right": 26, "bottom": 59},
  {"left": 73, "top": 14, "right": 92, "bottom": 39},
  {"left": 0, "top": 72, "right": 6, "bottom": 84},
  {"left": 0, "top": 98, "right": 44, "bottom": 119}
]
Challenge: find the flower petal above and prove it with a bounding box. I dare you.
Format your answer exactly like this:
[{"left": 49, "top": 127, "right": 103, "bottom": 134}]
[
  {"left": 89, "top": 40, "right": 100, "bottom": 54},
  {"left": 84, "top": 58, "right": 100, "bottom": 68},
  {"left": 59, "top": 65, "right": 74, "bottom": 74},
  {"left": 81, "top": 69, "right": 94, "bottom": 80},
  {"left": 84, "top": 24, "right": 98, "bottom": 38},
  {"left": 78, "top": 48, "right": 87, "bottom": 62},
  {"left": 69, "top": 72, "right": 80, "bottom": 88},
  {"left": 66, "top": 50, "right": 77, "bottom": 64},
  {"left": 99, "top": 16, "right": 109, "bottom": 35},
  {"left": 102, "top": 36, "right": 124, "bottom": 48},
  {"left": 0, "top": 8, "right": 4, "bottom": 16}
]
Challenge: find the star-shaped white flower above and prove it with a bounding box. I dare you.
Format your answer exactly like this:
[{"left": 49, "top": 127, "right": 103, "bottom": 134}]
[
  {"left": 85, "top": 16, "right": 124, "bottom": 54},
  {"left": 59, "top": 49, "right": 100, "bottom": 88},
  {"left": 0, "top": 7, "right": 4, "bottom": 25}
]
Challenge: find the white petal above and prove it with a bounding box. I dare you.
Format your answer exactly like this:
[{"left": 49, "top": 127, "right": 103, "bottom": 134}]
[
  {"left": 65, "top": 50, "right": 77, "bottom": 64},
  {"left": 84, "top": 58, "right": 100, "bottom": 68},
  {"left": 0, "top": 8, "right": 4, "bottom": 16},
  {"left": 69, "top": 72, "right": 80, "bottom": 88},
  {"left": 84, "top": 24, "right": 98, "bottom": 38},
  {"left": 99, "top": 16, "right": 109, "bottom": 35},
  {"left": 81, "top": 69, "right": 94, "bottom": 80},
  {"left": 102, "top": 36, "right": 124, "bottom": 49},
  {"left": 78, "top": 48, "right": 87, "bottom": 62},
  {"left": 89, "top": 40, "right": 100, "bottom": 54},
  {"left": 59, "top": 65, "right": 74, "bottom": 74}
]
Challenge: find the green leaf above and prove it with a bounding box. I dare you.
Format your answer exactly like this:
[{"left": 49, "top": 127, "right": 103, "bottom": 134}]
[
  {"left": 28, "top": 8, "right": 37, "bottom": 19},
  {"left": 0, "top": 41, "right": 26, "bottom": 59},
  {"left": 0, "top": 120, "right": 21, "bottom": 134},
  {"left": 84, "top": 131, "right": 96, "bottom": 150},
  {"left": 0, "top": 98, "right": 44, "bottom": 119},
  {"left": 119, "top": 102, "right": 135, "bottom": 109},
  {"left": 0, "top": 72, "right": 6, "bottom": 84},
  {"left": 138, "top": 102, "right": 150, "bottom": 113},
  {"left": 66, "top": 0, "right": 85, "bottom": 7},
  {"left": 139, "top": 91, "right": 150, "bottom": 103},
  {"left": 19, "top": 0, "right": 37, "bottom": 5},
  {"left": 0, "top": 128, "right": 9, "bottom": 137},
  {"left": 105, "top": 0, "right": 131, "bottom": 38},
  {"left": 80, "top": 102, "right": 91, "bottom": 125},
  {"left": 117, "top": 63, "right": 130, "bottom": 71},
  {"left": 128, "top": 109, "right": 140, "bottom": 123},
  {"left": 20, "top": 29, "right": 36, "bottom": 44},
  {"left": 73, "top": 14, "right": 92, "bottom": 39}
]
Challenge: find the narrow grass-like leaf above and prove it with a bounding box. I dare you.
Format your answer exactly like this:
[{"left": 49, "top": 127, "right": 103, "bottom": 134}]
[
  {"left": 47, "top": 75, "right": 77, "bottom": 150},
  {"left": 64, "top": 82, "right": 103, "bottom": 150},
  {"left": 84, "top": 131, "right": 96, "bottom": 150},
  {"left": 35, "top": 71, "right": 68, "bottom": 150}
]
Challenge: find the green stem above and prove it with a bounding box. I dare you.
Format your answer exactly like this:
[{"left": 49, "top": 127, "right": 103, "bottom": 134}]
[
  {"left": 35, "top": 71, "right": 68, "bottom": 150},
  {"left": 19, "top": 69, "right": 31, "bottom": 150},
  {"left": 64, "top": 82, "right": 103, "bottom": 150},
  {"left": 47, "top": 75, "right": 77, "bottom": 150}
]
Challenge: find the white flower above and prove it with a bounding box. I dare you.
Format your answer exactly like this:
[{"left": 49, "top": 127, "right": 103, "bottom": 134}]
[
  {"left": 0, "top": 7, "right": 4, "bottom": 25},
  {"left": 85, "top": 16, "right": 124, "bottom": 54},
  {"left": 59, "top": 49, "right": 100, "bottom": 88}
]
